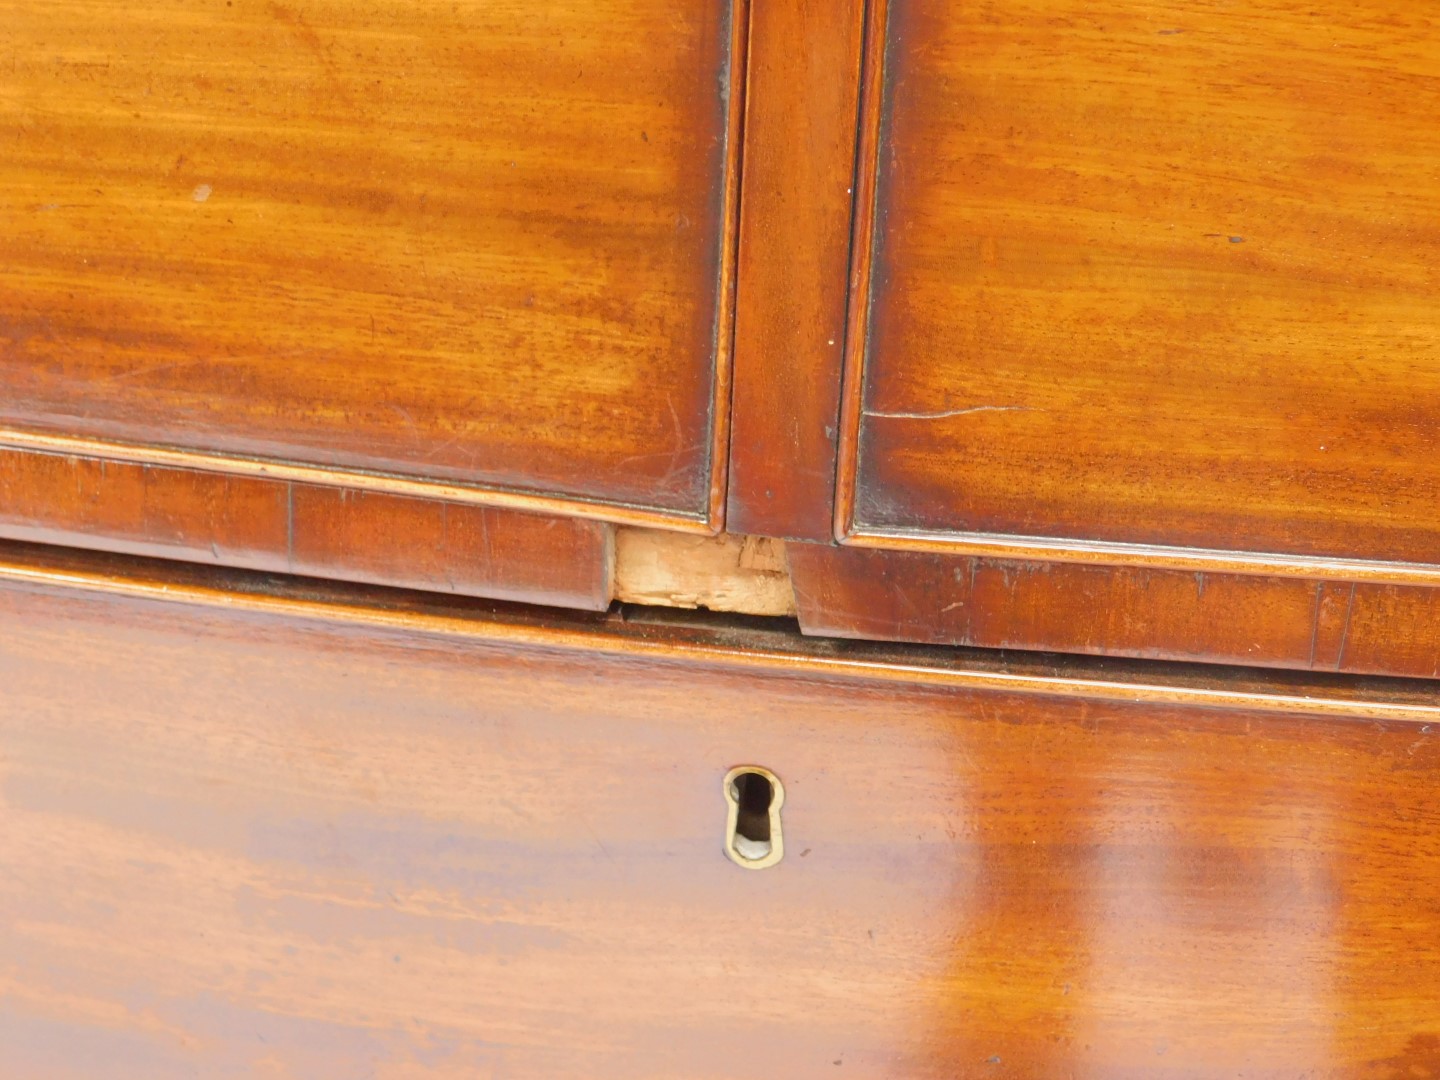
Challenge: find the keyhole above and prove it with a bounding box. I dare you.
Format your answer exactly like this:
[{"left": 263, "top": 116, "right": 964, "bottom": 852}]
[
  {"left": 723, "top": 766, "right": 785, "bottom": 869},
  {"left": 733, "top": 772, "right": 772, "bottom": 855}
]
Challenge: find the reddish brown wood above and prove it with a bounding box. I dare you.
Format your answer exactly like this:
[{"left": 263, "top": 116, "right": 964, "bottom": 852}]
[
  {"left": 838, "top": 0, "right": 1440, "bottom": 582},
  {"left": 0, "top": 0, "right": 743, "bottom": 527},
  {"left": 725, "top": 0, "right": 867, "bottom": 540},
  {"left": 1311, "top": 580, "right": 1440, "bottom": 679},
  {"left": 0, "top": 447, "right": 292, "bottom": 575},
  {"left": 833, "top": 0, "right": 890, "bottom": 545},
  {"left": 0, "top": 449, "right": 613, "bottom": 609},
  {"left": 0, "top": 543, "right": 1438, "bottom": 1076},
  {"left": 288, "top": 487, "right": 613, "bottom": 610},
  {"left": 788, "top": 541, "right": 1440, "bottom": 679}
]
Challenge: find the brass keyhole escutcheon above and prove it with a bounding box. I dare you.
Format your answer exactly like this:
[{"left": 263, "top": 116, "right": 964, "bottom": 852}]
[{"left": 723, "top": 765, "right": 785, "bottom": 870}]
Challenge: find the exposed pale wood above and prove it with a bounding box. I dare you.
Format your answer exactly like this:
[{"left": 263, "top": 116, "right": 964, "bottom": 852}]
[
  {"left": 615, "top": 527, "right": 796, "bottom": 616},
  {"left": 0, "top": 0, "right": 742, "bottom": 526},
  {"left": 2, "top": 544, "right": 1439, "bottom": 1076},
  {"left": 840, "top": 0, "right": 1440, "bottom": 582}
]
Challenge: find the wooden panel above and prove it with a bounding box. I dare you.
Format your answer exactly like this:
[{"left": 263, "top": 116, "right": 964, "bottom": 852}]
[
  {"left": 725, "top": 0, "right": 866, "bottom": 540},
  {"left": 788, "top": 542, "right": 1440, "bottom": 679},
  {"left": 288, "top": 487, "right": 613, "bottom": 610},
  {"left": 0, "top": 0, "right": 742, "bottom": 527},
  {"left": 840, "top": 0, "right": 1440, "bottom": 580},
  {"left": 1, "top": 543, "right": 1439, "bottom": 1076},
  {"left": 0, "top": 449, "right": 613, "bottom": 609},
  {"left": 0, "top": 448, "right": 292, "bottom": 575}
]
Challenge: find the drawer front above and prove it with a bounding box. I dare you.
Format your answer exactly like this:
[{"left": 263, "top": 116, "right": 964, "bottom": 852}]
[
  {"left": 787, "top": 541, "right": 1440, "bottom": 680},
  {"left": 839, "top": 0, "right": 1440, "bottom": 581},
  {"left": 2, "top": 546, "right": 1438, "bottom": 1077},
  {"left": 0, "top": 448, "right": 616, "bottom": 610},
  {"left": 0, "top": 0, "right": 740, "bottom": 527}
]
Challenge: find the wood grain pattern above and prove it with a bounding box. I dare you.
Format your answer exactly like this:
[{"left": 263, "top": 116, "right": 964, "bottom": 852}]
[
  {"left": 289, "top": 487, "right": 613, "bottom": 611},
  {"left": 0, "top": 449, "right": 614, "bottom": 609},
  {"left": 0, "top": 0, "right": 741, "bottom": 526},
  {"left": 1, "top": 543, "right": 1439, "bottom": 1077},
  {"left": 725, "top": 0, "right": 866, "bottom": 540},
  {"left": 789, "top": 541, "right": 1440, "bottom": 679},
  {"left": 841, "top": 0, "right": 1440, "bottom": 579},
  {"left": 5, "top": 540, "right": 1435, "bottom": 721}
]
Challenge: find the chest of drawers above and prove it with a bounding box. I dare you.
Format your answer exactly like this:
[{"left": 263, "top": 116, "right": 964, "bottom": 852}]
[{"left": 2, "top": 0, "right": 1439, "bottom": 1074}]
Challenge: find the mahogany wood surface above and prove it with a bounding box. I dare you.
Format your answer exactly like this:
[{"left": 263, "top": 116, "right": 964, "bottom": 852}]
[
  {"left": 0, "top": 0, "right": 741, "bottom": 526},
  {"left": 725, "top": 0, "right": 866, "bottom": 540},
  {"left": 789, "top": 541, "right": 1440, "bottom": 680},
  {"left": 1, "top": 541, "right": 1438, "bottom": 1077},
  {"left": 841, "top": 0, "right": 1440, "bottom": 580},
  {"left": 0, "top": 448, "right": 613, "bottom": 609}
]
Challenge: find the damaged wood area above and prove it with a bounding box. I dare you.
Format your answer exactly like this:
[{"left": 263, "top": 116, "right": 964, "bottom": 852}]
[{"left": 614, "top": 527, "right": 797, "bottom": 617}]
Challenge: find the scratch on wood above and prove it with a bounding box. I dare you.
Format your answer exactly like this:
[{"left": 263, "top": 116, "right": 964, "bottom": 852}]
[
  {"left": 864, "top": 405, "right": 1036, "bottom": 420},
  {"left": 440, "top": 502, "right": 458, "bottom": 592},
  {"left": 285, "top": 482, "right": 295, "bottom": 571},
  {"left": 1335, "top": 582, "right": 1357, "bottom": 670}
]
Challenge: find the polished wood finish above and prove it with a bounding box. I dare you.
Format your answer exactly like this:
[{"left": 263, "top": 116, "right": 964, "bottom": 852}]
[
  {"left": 726, "top": 0, "right": 866, "bottom": 540},
  {"left": 789, "top": 541, "right": 1440, "bottom": 679},
  {"left": 1, "top": 542, "right": 1438, "bottom": 1077},
  {"left": 839, "top": 0, "right": 1440, "bottom": 581},
  {"left": 0, "top": 0, "right": 742, "bottom": 527},
  {"left": 6, "top": 3, "right": 1440, "bottom": 1070},
  {"left": 289, "top": 487, "right": 612, "bottom": 611},
  {"left": 0, "top": 449, "right": 613, "bottom": 609},
  {"left": 5, "top": 541, "right": 1434, "bottom": 721}
]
